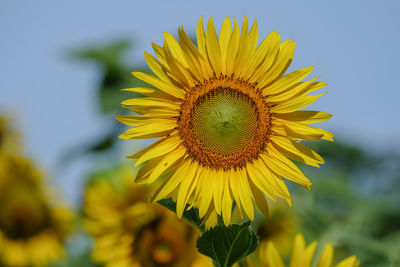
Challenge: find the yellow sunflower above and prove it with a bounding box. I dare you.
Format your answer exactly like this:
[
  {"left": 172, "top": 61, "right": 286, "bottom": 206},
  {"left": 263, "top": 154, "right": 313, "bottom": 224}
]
[
  {"left": 117, "top": 16, "right": 333, "bottom": 228},
  {"left": 0, "top": 153, "right": 73, "bottom": 267},
  {"left": 259, "top": 233, "right": 360, "bottom": 267},
  {"left": 256, "top": 204, "right": 298, "bottom": 258},
  {"left": 83, "top": 166, "right": 212, "bottom": 267}
]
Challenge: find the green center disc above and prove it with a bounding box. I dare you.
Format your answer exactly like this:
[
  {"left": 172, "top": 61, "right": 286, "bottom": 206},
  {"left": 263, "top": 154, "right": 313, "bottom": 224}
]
[{"left": 190, "top": 88, "right": 258, "bottom": 156}]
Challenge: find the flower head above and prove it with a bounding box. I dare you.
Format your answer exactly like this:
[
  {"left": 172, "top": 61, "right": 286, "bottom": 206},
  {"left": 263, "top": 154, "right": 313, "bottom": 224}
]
[
  {"left": 0, "top": 153, "right": 73, "bottom": 267},
  {"left": 259, "top": 233, "right": 360, "bottom": 267},
  {"left": 117, "top": 16, "right": 333, "bottom": 227},
  {"left": 84, "top": 166, "right": 212, "bottom": 267}
]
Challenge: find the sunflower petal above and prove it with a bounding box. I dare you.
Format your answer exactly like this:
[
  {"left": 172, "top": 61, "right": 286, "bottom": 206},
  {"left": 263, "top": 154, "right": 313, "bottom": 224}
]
[
  {"left": 135, "top": 135, "right": 182, "bottom": 166},
  {"left": 206, "top": 17, "right": 222, "bottom": 75},
  {"left": 221, "top": 174, "right": 233, "bottom": 226},
  {"left": 152, "top": 160, "right": 191, "bottom": 202},
  {"left": 270, "top": 136, "right": 324, "bottom": 167},
  {"left": 131, "top": 72, "right": 185, "bottom": 99},
  {"left": 263, "top": 66, "right": 314, "bottom": 96},
  {"left": 147, "top": 145, "right": 187, "bottom": 184},
  {"left": 275, "top": 110, "right": 333, "bottom": 123},
  {"left": 176, "top": 161, "right": 199, "bottom": 218},
  {"left": 271, "top": 93, "right": 326, "bottom": 114},
  {"left": 219, "top": 17, "right": 231, "bottom": 74},
  {"left": 226, "top": 18, "right": 240, "bottom": 75},
  {"left": 119, "top": 120, "right": 176, "bottom": 139},
  {"left": 317, "top": 244, "right": 334, "bottom": 267},
  {"left": 264, "top": 151, "right": 312, "bottom": 189}
]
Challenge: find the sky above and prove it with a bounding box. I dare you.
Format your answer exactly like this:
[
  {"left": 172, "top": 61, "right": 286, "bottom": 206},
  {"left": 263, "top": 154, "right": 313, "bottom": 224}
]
[{"left": 1, "top": 0, "right": 399, "bottom": 203}]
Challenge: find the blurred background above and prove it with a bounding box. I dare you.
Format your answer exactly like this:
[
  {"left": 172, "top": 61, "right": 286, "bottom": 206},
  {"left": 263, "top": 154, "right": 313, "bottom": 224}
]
[{"left": 1, "top": 0, "right": 399, "bottom": 266}]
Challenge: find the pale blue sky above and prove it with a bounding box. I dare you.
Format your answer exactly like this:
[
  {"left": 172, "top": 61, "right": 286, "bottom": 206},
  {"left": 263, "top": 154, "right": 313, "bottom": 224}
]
[{"left": 1, "top": 0, "right": 399, "bottom": 203}]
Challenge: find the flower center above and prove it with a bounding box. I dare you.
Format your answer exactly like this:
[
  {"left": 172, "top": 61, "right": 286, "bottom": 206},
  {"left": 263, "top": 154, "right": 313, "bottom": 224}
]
[
  {"left": 178, "top": 76, "right": 272, "bottom": 170},
  {"left": 191, "top": 88, "right": 258, "bottom": 156},
  {"left": 0, "top": 187, "right": 47, "bottom": 239}
]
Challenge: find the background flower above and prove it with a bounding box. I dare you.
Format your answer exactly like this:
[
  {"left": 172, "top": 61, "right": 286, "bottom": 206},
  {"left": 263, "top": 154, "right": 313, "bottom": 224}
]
[
  {"left": 83, "top": 166, "right": 212, "bottom": 267},
  {"left": 0, "top": 153, "right": 73, "bottom": 267}
]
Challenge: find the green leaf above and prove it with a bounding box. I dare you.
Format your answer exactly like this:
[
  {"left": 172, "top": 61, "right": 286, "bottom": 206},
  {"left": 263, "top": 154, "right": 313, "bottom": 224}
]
[
  {"left": 157, "top": 198, "right": 205, "bottom": 233},
  {"left": 196, "top": 221, "right": 259, "bottom": 267}
]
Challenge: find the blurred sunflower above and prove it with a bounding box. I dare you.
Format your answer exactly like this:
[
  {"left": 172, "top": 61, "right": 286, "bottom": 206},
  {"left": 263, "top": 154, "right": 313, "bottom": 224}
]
[
  {"left": 258, "top": 233, "right": 359, "bottom": 267},
  {"left": 256, "top": 204, "right": 298, "bottom": 258},
  {"left": 0, "top": 153, "right": 73, "bottom": 267},
  {"left": 117, "top": 16, "right": 332, "bottom": 227},
  {"left": 83, "top": 167, "right": 212, "bottom": 267},
  {"left": 0, "top": 113, "right": 21, "bottom": 153}
]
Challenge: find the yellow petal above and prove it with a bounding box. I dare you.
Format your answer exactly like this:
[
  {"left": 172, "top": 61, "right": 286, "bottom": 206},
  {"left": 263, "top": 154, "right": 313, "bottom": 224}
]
[
  {"left": 236, "top": 168, "right": 254, "bottom": 220},
  {"left": 143, "top": 51, "right": 177, "bottom": 86},
  {"left": 162, "top": 41, "right": 194, "bottom": 88},
  {"left": 248, "top": 177, "right": 269, "bottom": 217},
  {"left": 176, "top": 161, "right": 199, "bottom": 218},
  {"left": 219, "top": 17, "right": 231, "bottom": 74},
  {"left": 317, "top": 243, "right": 334, "bottom": 267},
  {"left": 249, "top": 32, "right": 281, "bottom": 83},
  {"left": 152, "top": 160, "right": 190, "bottom": 202},
  {"left": 152, "top": 42, "right": 167, "bottom": 66},
  {"left": 246, "top": 161, "right": 278, "bottom": 201},
  {"left": 233, "top": 16, "right": 249, "bottom": 77},
  {"left": 121, "top": 97, "right": 180, "bottom": 110},
  {"left": 244, "top": 30, "right": 278, "bottom": 80},
  {"left": 263, "top": 66, "right": 314, "bottom": 96},
  {"left": 119, "top": 120, "right": 176, "bottom": 139},
  {"left": 121, "top": 87, "right": 155, "bottom": 94},
  {"left": 335, "top": 256, "right": 359, "bottom": 267},
  {"left": 204, "top": 209, "right": 218, "bottom": 229},
  {"left": 275, "top": 119, "right": 333, "bottom": 141},
  {"left": 196, "top": 16, "right": 207, "bottom": 57},
  {"left": 264, "top": 242, "right": 285, "bottom": 267},
  {"left": 275, "top": 110, "right": 333, "bottom": 123},
  {"left": 131, "top": 72, "right": 185, "bottom": 99},
  {"left": 257, "top": 155, "right": 292, "bottom": 200},
  {"left": 163, "top": 32, "right": 188, "bottom": 68},
  {"left": 115, "top": 115, "right": 175, "bottom": 126},
  {"left": 178, "top": 27, "right": 206, "bottom": 80},
  {"left": 264, "top": 151, "right": 312, "bottom": 189},
  {"left": 226, "top": 18, "right": 240, "bottom": 75},
  {"left": 259, "top": 40, "right": 296, "bottom": 89},
  {"left": 135, "top": 156, "right": 162, "bottom": 183},
  {"left": 199, "top": 168, "right": 214, "bottom": 218},
  {"left": 126, "top": 138, "right": 165, "bottom": 159},
  {"left": 134, "top": 135, "right": 182, "bottom": 166},
  {"left": 229, "top": 168, "right": 244, "bottom": 217},
  {"left": 270, "top": 136, "right": 324, "bottom": 167},
  {"left": 221, "top": 174, "right": 233, "bottom": 226},
  {"left": 213, "top": 169, "right": 224, "bottom": 215},
  {"left": 206, "top": 17, "right": 222, "bottom": 75},
  {"left": 267, "top": 76, "right": 320, "bottom": 103},
  {"left": 290, "top": 234, "right": 307, "bottom": 267},
  {"left": 302, "top": 241, "right": 317, "bottom": 267},
  {"left": 147, "top": 145, "right": 187, "bottom": 184},
  {"left": 271, "top": 93, "right": 326, "bottom": 114}
]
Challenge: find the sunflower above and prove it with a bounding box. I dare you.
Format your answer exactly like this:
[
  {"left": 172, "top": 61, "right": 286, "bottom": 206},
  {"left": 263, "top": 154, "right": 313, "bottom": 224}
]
[
  {"left": 259, "top": 233, "right": 359, "bottom": 267},
  {"left": 0, "top": 153, "right": 73, "bottom": 267},
  {"left": 84, "top": 166, "right": 212, "bottom": 267},
  {"left": 117, "top": 16, "right": 333, "bottom": 228},
  {"left": 256, "top": 204, "right": 298, "bottom": 258}
]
